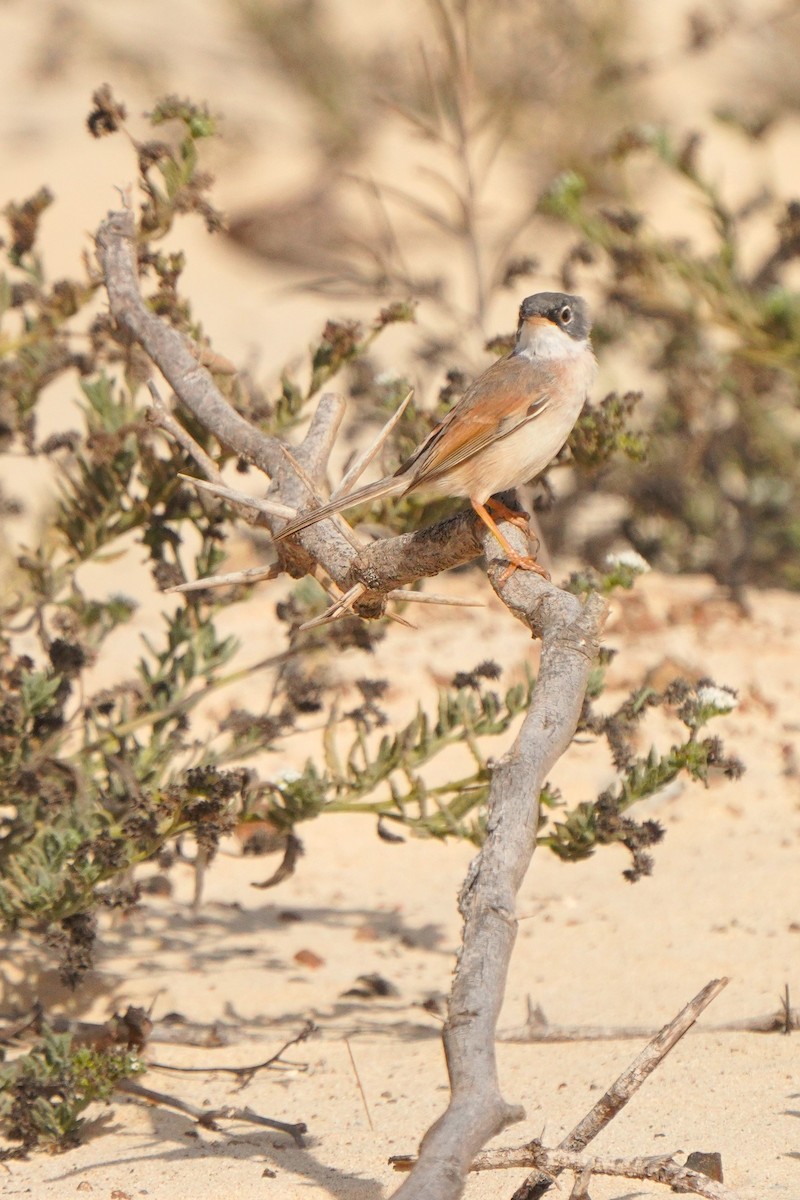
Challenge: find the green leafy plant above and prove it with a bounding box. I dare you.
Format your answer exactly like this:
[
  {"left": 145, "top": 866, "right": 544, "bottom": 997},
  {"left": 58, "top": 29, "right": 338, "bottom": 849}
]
[
  {"left": 0, "top": 1024, "right": 144, "bottom": 1155},
  {"left": 537, "top": 129, "right": 800, "bottom": 588}
]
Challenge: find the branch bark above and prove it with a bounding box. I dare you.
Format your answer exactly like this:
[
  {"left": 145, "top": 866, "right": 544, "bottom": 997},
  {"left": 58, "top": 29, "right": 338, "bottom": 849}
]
[
  {"left": 96, "top": 207, "right": 609, "bottom": 1200},
  {"left": 390, "top": 591, "right": 606, "bottom": 1200}
]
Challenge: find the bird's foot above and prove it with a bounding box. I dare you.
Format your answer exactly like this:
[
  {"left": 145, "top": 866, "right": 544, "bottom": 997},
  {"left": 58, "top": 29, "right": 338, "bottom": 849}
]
[
  {"left": 484, "top": 497, "right": 532, "bottom": 536},
  {"left": 498, "top": 554, "right": 551, "bottom": 586}
]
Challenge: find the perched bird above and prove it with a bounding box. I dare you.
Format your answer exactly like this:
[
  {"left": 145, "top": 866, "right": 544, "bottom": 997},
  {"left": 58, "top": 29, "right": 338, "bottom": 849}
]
[{"left": 275, "top": 291, "right": 596, "bottom": 574}]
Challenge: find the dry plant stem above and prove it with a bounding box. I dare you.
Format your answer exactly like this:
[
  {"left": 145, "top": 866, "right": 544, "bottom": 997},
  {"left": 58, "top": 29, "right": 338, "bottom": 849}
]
[
  {"left": 510, "top": 977, "right": 729, "bottom": 1200},
  {"left": 391, "top": 586, "right": 607, "bottom": 1200},
  {"left": 147, "top": 1020, "right": 315, "bottom": 1083},
  {"left": 500, "top": 998, "right": 800, "bottom": 1041},
  {"left": 470, "top": 1146, "right": 739, "bottom": 1200},
  {"left": 146, "top": 381, "right": 221, "bottom": 482},
  {"left": 115, "top": 1078, "right": 307, "bottom": 1145}
]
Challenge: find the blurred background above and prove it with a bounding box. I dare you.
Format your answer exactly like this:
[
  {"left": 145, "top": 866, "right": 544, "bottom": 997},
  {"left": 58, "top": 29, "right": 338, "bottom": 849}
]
[{"left": 3, "top": 0, "right": 800, "bottom": 586}]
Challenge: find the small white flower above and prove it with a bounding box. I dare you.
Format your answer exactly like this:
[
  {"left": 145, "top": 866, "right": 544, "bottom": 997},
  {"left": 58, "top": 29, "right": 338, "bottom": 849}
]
[
  {"left": 697, "top": 685, "right": 738, "bottom": 713},
  {"left": 604, "top": 549, "right": 651, "bottom": 575},
  {"left": 273, "top": 768, "right": 302, "bottom": 786}
]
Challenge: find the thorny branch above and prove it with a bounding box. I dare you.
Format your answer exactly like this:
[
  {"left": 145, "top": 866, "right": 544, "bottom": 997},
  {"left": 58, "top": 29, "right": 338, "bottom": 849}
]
[{"left": 97, "top": 206, "right": 608, "bottom": 1200}]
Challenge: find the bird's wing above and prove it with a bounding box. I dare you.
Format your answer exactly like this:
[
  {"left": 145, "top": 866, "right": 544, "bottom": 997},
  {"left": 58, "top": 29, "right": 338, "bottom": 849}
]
[{"left": 399, "top": 355, "right": 553, "bottom": 485}]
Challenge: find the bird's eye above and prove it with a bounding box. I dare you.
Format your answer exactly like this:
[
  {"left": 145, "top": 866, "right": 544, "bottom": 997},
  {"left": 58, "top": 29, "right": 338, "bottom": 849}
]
[{"left": 559, "top": 305, "right": 572, "bottom": 324}]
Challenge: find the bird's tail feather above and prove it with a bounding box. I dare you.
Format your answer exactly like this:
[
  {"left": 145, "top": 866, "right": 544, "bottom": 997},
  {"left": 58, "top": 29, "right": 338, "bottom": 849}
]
[{"left": 274, "top": 476, "right": 408, "bottom": 540}]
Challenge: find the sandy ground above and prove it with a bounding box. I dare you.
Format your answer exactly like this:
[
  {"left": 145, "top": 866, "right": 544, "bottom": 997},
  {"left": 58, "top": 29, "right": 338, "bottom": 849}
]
[
  {"left": 3, "top": 570, "right": 798, "bottom": 1199},
  {"left": 1, "top": 2, "right": 799, "bottom": 1198}
]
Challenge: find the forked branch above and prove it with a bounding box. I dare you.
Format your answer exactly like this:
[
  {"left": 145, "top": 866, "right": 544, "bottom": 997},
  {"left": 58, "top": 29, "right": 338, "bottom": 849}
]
[{"left": 97, "top": 206, "right": 609, "bottom": 1200}]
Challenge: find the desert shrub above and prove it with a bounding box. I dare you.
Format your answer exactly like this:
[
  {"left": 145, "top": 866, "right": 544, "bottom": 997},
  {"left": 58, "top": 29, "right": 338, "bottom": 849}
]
[{"left": 537, "top": 140, "right": 800, "bottom": 589}]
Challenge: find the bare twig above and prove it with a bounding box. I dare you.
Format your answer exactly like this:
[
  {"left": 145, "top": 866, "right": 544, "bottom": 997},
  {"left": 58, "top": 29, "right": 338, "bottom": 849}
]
[
  {"left": 500, "top": 994, "right": 800, "bottom": 1042},
  {"left": 568, "top": 1165, "right": 592, "bottom": 1200},
  {"left": 96, "top": 210, "right": 285, "bottom": 479},
  {"left": 116, "top": 1078, "right": 307, "bottom": 1145},
  {"left": 147, "top": 1020, "right": 315, "bottom": 1086},
  {"left": 146, "top": 381, "right": 221, "bottom": 482},
  {"left": 509, "top": 977, "right": 729, "bottom": 1200},
  {"left": 470, "top": 1145, "right": 737, "bottom": 1200},
  {"left": 345, "top": 1038, "right": 374, "bottom": 1132}
]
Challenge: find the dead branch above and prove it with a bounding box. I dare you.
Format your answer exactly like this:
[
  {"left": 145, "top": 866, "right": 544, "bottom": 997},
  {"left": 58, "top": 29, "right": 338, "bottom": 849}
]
[
  {"left": 388, "top": 591, "right": 607, "bottom": 1200},
  {"left": 115, "top": 1078, "right": 307, "bottom": 1145},
  {"left": 96, "top": 211, "right": 285, "bottom": 480},
  {"left": 508, "top": 977, "right": 729, "bottom": 1200},
  {"left": 469, "top": 1145, "right": 737, "bottom": 1200},
  {"left": 500, "top": 993, "right": 800, "bottom": 1043},
  {"left": 391, "top": 1144, "right": 738, "bottom": 1200},
  {"left": 146, "top": 1020, "right": 315, "bottom": 1086}
]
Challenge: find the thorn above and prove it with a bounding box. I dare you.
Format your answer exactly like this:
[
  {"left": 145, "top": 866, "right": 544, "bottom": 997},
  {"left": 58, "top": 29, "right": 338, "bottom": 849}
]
[
  {"left": 297, "top": 583, "right": 367, "bottom": 631},
  {"left": 332, "top": 388, "right": 414, "bottom": 499},
  {"left": 388, "top": 589, "right": 484, "bottom": 608},
  {"left": 177, "top": 473, "right": 295, "bottom": 519},
  {"left": 165, "top": 564, "right": 281, "bottom": 593}
]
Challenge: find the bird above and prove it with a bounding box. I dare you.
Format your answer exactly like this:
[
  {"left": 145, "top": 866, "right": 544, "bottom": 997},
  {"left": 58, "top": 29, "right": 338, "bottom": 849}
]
[{"left": 274, "top": 291, "right": 596, "bottom": 576}]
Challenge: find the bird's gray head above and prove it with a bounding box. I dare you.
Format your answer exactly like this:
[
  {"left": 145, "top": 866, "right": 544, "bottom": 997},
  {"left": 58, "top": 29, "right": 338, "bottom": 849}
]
[{"left": 517, "top": 292, "right": 591, "bottom": 343}]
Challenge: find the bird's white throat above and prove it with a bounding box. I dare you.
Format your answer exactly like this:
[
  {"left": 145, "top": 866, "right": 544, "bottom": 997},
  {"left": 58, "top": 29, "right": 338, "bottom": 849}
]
[{"left": 514, "top": 321, "right": 587, "bottom": 360}]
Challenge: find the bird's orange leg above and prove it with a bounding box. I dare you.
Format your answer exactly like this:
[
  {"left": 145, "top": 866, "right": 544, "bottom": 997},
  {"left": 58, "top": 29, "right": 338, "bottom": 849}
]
[
  {"left": 471, "top": 500, "right": 550, "bottom": 582},
  {"left": 484, "top": 496, "right": 532, "bottom": 534}
]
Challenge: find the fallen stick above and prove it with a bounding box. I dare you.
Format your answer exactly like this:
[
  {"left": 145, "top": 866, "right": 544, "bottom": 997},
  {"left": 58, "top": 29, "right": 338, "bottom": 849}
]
[
  {"left": 115, "top": 1078, "right": 307, "bottom": 1146},
  {"left": 146, "top": 1020, "right": 315, "bottom": 1084},
  {"left": 500, "top": 989, "right": 798, "bottom": 1042},
  {"left": 472, "top": 1145, "right": 737, "bottom": 1200},
  {"left": 510, "top": 976, "right": 729, "bottom": 1199}
]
